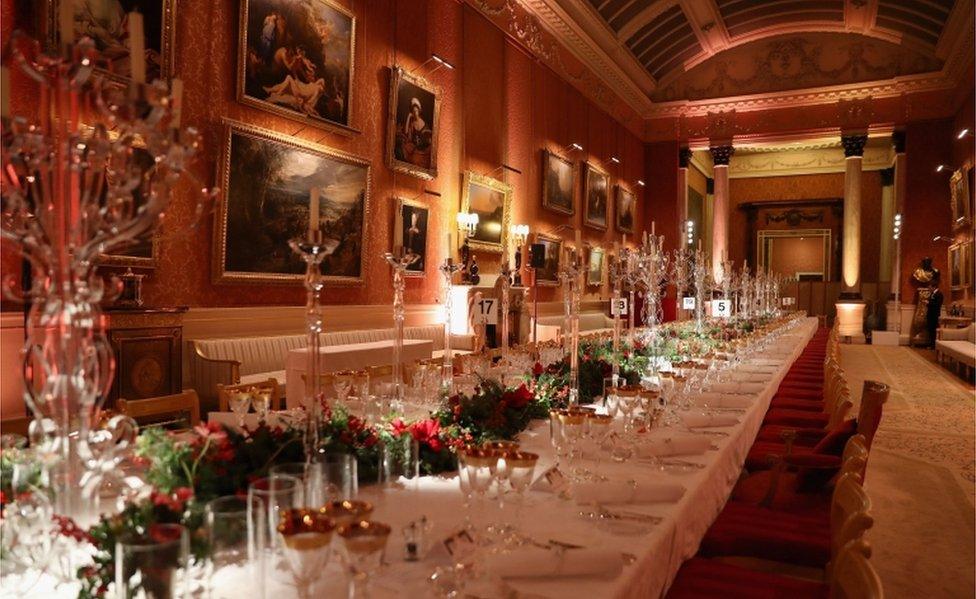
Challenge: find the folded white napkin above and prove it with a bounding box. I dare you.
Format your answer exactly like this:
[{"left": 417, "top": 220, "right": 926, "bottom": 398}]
[
  {"left": 638, "top": 435, "right": 712, "bottom": 457},
  {"left": 748, "top": 358, "right": 783, "bottom": 367},
  {"left": 573, "top": 481, "right": 685, "bottom": 505},
  {"left": 709, "top": 381, "right": 765, "bottom": 395},
  {"left": 693, "top": 392, "right": 752, "bottom": 409},
  {"left": 738, "top": 364, "right": 778, "bottom": 374},
  {"left": 682, "top": 412, "right": 739, "bottom": 428},
  {"left": 729, "top": 371, "right": 771, "bottom": 383},
  {"left": 486, "top": 548, "right": 624, "bottom": 579}
]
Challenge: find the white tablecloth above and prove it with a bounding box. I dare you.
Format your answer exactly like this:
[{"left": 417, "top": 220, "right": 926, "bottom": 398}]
[
  {"left": 3, "top": 319, "right": 817, "bottom": 599},
  {"left": 285, "top": 339, "right": 434, "bottom": 408}
]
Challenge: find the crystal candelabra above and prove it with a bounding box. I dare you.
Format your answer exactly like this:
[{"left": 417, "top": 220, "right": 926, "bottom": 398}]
[
  {"left": 499, "top": 255, "right": 512, "bottom": 360},
  {"left": 609, "top": 247, "right": 628, "bottom": 388},
  {"left": 559, "top": 244, "right": 584, "bottom": 406},
  {"left": 439, "top": 258, "right": 463, "bottom": 393},
  {"left": 638, "top": 235, "right": 669, "bottom": 337},
  {"left": 290, "top": 234, "right": 334, "bottom": 460},
  {"left": 622, "top": 248, "right": 641, "bottom": 348},
  {"left": 384, "top": 247, "right": 420, "bottom": 412},
  {"left": 691, "top": 247, "right": 711, "bottom": 335},
  {"left": 671, "top": 247, "right": 692, "bottom": 320},
  {"left": 738, "top": 263, "right": 752, "bottom": 319},
  {"left": 0, "top": 32, "right": 213, "bottom": 526}
]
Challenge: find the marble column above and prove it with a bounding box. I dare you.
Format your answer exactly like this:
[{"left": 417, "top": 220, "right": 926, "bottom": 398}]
[
  {"left": 836, "top": 133, "right": 868, "bottom": 342},
  {"left": 887, "top": 130, "right": 910, "bottom": 341},
  {"left": 709, "top": 145, "right": 734, "bottom": 283},
  {"left": 678, "top": 147, "right": 692, "bottom": 240},
  {"left": 878, "top": 166, "right": 895, "bottom": 284}
]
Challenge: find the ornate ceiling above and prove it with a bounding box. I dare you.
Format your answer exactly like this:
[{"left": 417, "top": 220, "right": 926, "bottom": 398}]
[{"left": 476, "top": 0, "right": 974, "bottom": 138}]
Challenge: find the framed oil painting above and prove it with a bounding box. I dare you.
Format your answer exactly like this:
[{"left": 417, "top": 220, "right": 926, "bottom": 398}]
[
  {"left": 394, "top": 197, "right": 428, "bottom": 277},
  {"left": 542, "top": 149, "right": 574, "bottom": 215},
  {"left": 534, "top": 234, "right": 561, "bottom": 286},
  {"left": 615, "top": 185, "right": 635, "bottom": 233},
  {"left": 48, "top": 0, "right": 177, "bottom": 83},
  {"left": 214, "top": 121, "right": 371, "bottom": 285},
  {"left": 950, "top": 167, "right": 972, "bottom": 230},
  {"left": 583, "top": 162, "right": 609, "bottom": 230},
  {"left": 99, "top": 144, "right": 159, "bottom": 268},
  {"left": 387, "top": 67, "right": 439, "bottom": 180},
  {"left": 239, "top": 0, "right": 355, "bottom": 132},
  {"left": 460, "top": 171, "right": 511, "bottom": 253},
  {"left": 949, "top": 241, "right": 964, "bottom": 290},
  {"left": 587, "top": 246, "right": 604, "bottom": 286}
]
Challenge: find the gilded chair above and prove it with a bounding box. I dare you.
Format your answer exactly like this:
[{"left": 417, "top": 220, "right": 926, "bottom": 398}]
[
  {"left": 217, "top": 378, "right": 281, "bottom": 412},
  {"left": 117, "top": 390, "right": 201, "bottom": 430}
]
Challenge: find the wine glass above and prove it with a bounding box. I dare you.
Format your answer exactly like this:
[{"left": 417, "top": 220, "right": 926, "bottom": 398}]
[
  {"left": 323, "top": 500, "right": 374, "bottom": 528},
  {"left": 616, "top": 388, "right": 640, "bottom": 433},
  {"left": 333, "top": 370, "right": 355, "bottom": 406},
  {"left": 458, "top": 448, "right": 496, "bottom": 538},
  {"left": 115, "top": 523, "right": 189, "bottom": 599},
  {"left": 252, "top": 390, "right": 272, "bottom": 425},
  {"left": 277, "top": 508, "right": 335, "bottom": 599},
  {"left": 228, "top": 391, "right": 252, "bottom": 429},
  {"left": 353, "top": 370, "right": 370, "bottom": 401},
  {"left": 506, "top": 452, "right": 539, "bottom": 534},
  {"left": 338, "top": 520, "right": 391, "bottom": 599},
  {"left": 269, "top": 462, "right": 326, "bottom": 507},
  {"left": 585, "top": 413, "right": 613, "bottom": 467},
  {"left": 205, "top": 496, "right": 264, "bottom": 596}
]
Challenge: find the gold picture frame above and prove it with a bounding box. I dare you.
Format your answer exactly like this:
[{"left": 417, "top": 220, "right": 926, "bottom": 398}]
[
  {"left": 460, "top": 170, "right": 511, "bottom": 254},
  {"left": 583, "top": 161, "right": 609, "bottom": 231},
  {"left": 950, "top": 167, "right": 972, "bottom": 231},
  {"left": 393, "top": 196, "right": 429, "bottom": 278},
  {"left": 615, "top": 185, "right": 635, "bottom": 233},
  {"left": 47, "top": 0, "right": 178, "bottom": 84},
  {"left": 534, "top": 233, "right": 562, "bottom": 286},
  {"left": 237, "top": 0, "right": 357, "bottom": 135},
  {"left": 214, "top": 120, "right": 372, "bottom": 285},
  {"left": 587, "top": 245, "right": 604, "bottom": 286},
  {"left": 948, "top": 240, "right": 973, "bottom": 290},
  {"left": 387, "top": 67, "right": 439, "bottom": 180},
  {"left": 542, "top": 149, "right": 575, "bottom": 216}
]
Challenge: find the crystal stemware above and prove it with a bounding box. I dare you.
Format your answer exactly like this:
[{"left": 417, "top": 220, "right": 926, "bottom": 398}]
[
  {"left": 252, "top": 391, "right": 272, "bottom": 425},
  {"left": 115, "top": 523, "right": 189, "bottom": 599},
  {"left": 206, "top": 496, "right": 265, "bottom": 596},
  {"left": 323, "top": 500, "right": 374, "bottom": 528},
  {"left": 333, "top": 370, "right": 356, "bottom": 406},
  {"left": 278, "top": 508, "right": 335, "bottom": 599},
  {"left": 338, "top": 520, "right": 391, "bottom": 599},
  {"left": 458, "top": 448, "right": 496, "bottom": 538},
  {"left": 506, "top": 451, "right": 539, "bottom": 532},
  {"left": 228, "top": 391, "right": 252, "bottom": 429}
]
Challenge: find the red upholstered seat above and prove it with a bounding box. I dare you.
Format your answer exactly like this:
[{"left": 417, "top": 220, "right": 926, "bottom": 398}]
[
  {"left": 773, "top": 388, "right": 823, "bottom": 400},
  {"left": 699, "top": 502, "right": 831, "bottom": 567},
  {"left": 666, "top": 557, "right": 827, "bottom": 599},
  {"left": 756, "top": 424, "right": 825, "bottom": 445},
  {"left": 763, "top": 409, "right": 829, "bottom": 428},
  {"left": 746, "top": 441, "right": 815, "bottom": 470},
  {"left": 769, "top": 397, "right": 824, "bottom": 412}
]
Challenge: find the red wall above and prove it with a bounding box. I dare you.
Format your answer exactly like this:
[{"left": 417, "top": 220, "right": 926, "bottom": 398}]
[
  {"left": 729, "top": 172, "right": 883, "bottom": 283},
  {"left": 0, "top": 0, "right": 650, "bottom": 310}
]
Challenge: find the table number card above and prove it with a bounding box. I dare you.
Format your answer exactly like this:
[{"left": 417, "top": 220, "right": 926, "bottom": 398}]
[
  {"left": 473, "top": 297, "right": 499, "bottom": 325},
  {"left": 682, "top": 297, "right": 696, "bottom": 310},
  {"left": 611, "top": 298, "right": 628, "bottom": 316},
  {"left": 714, "top": 299, "right": 731, "bottom": 318}
]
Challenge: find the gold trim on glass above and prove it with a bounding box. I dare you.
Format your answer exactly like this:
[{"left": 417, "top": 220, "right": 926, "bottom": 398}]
[
  {"left": 459, "top": 170, "right": 512, "bottom": 254},
  {"left": 386, "top": 66, "right": 439, "bottom": 180},
  {"left": 213, "top": 119, "right": 372, "bottom": 286}
]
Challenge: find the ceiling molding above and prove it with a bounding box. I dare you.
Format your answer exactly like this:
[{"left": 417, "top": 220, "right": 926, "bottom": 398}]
[{"left": 729, "top": 143, "right": 893, "bottom": 178}]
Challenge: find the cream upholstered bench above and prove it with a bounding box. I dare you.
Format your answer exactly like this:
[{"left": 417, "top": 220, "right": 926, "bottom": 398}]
[
  {"left": 532, "top": 311, "right": 617, "bottom": 342},
  {"left": 935, "top": 324, "right": 976, "bottom": 375},
  {"left": 188, "top": 325, "right": 473, "bottom": 402}
]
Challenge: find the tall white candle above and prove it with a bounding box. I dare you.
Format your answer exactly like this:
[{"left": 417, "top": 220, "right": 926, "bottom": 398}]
[
  {"left": 651, "top": 221, "right": 656, "bottom": 236},
  {"left": 128, "top": 11, "right": 146, "bottom": 83},
  {"left": 59, "top": 0, "right": 75, "bottom": 47},
  {"left": 309, "top": 188, "right": 320, "bottom": 240}
]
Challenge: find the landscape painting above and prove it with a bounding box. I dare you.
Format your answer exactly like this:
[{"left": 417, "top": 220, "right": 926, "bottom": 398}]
[
  {"left": 460, "top": 171, "right": 511, "bottom": 253},
  {"left": 584, "top": 162, "right": 609, "bottom": 230},
  {"left": 240, "top": 0, "right": 355, "bottom": 129},
  {"left": 535, "top": 234, "right": 561, "bottom": 286},
  {"left": 215, "top": 122, "right": 370, "bottom": 284},
  {"left": 542, "top": 149, "right": 574, "bottom": 215}
]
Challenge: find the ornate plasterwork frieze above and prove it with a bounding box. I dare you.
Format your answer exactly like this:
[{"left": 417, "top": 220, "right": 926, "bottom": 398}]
[{"left": 728, "top": 144, "right": 892, "bottom": 178}]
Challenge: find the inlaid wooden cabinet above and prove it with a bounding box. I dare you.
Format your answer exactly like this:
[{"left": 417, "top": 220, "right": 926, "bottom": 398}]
[{"left": 104, "top": 307, "right": 187, "bottom": 407}]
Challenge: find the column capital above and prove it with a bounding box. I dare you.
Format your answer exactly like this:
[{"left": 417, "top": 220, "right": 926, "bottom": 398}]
[
  {"left": 891, "top": 130, "right": 906, "bottom": 153},
  {"left": 678, "top": 147, "right": 693, "bottom": 168},
  {"left": 879, "top": 166, "right": 895, "bottom": 186},
  {"left": 841, "top": 134, "right": 868, "bottom": 158},
  {"left": 709, "top": 145, "right": 735, "bottom": 166}
]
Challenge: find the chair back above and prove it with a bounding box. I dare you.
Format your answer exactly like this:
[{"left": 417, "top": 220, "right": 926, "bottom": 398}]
[
  {"left": 217, "top": 379, "right": 281, "bottom": 412},
  {"left": 118, "top": 390, "right": 201, "bottom": 430},
  {"left": 856, "top": 381, "right": 889, "bottom": 448},
  {"left": 830, "top": 473, "right": 872, "bottom": 546},
  {"left": 828, "top": 395, "right": 854, "bottom": 429},
  {"left": 829, "top": 540, "right": 883, "bottom": 599}
]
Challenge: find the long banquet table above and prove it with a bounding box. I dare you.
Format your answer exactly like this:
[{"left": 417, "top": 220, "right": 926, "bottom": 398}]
[{"left": 8, "top": 318, "right": 818, "bottom": 598}]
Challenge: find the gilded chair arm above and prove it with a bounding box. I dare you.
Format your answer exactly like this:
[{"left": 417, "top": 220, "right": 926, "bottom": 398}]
[{"left": 189, "top": 345, "right": 241, "bottom": 403}]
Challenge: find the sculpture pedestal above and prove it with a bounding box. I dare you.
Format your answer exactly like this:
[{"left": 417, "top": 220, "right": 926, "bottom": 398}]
[
  {"left": 835, "top": 301, "right": 866, "bottom": 344},
  {"left": 885, "top": 301, "right": 914, "bottom": 345}
]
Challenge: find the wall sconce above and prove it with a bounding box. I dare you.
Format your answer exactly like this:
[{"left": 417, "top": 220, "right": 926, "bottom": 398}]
[
  {"left": 567, "top": 142, "right": 583, "bottom": 153},
  {"left": 412, "top": 53, "right": 455, "bottom": 76},
  {"left": 932, "top": 235, "right": 953, "bottom": 243},
  {"left": 637, "top": 180, "right": 646, "bottom": 187},
  {"left": 510, "top": 223, "right": 530, "bottom": 286},
  {"left": 958, "top": 128, "right": 970, "bottom": 139},
  {"left": 457, "top": 212, "right": 479, "bottom": 284},
  {"left": 685, "top": 219, "right": 695, "bottom": 246},
  {"left": 609, "top": 156, "right": 621, "bottom": 164}
]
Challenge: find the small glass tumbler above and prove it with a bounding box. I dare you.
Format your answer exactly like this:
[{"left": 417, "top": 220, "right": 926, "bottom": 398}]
[
  {"left": 205, "top": 496, "right": 265, "bottom": 599},
  {"left": 115, "top": 523, "right": 189, "bottom": 598}
]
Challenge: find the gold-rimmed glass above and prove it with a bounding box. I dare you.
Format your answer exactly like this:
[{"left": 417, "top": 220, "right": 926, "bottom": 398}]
[
  {"left": 333, "top": 370, "right": 356, "bottom": 405},
  {"left": 506, "top": 451, "right": 539, "bottom": 531},
  {"left": 338, "top": 520, "right": 391, "bottom": 599},
  {"left": 278, "top": 508, "right": 335, "bottom": 599},
  {"left": 323, "top": 500, "right": 374, "bottom": 528},
  {"left": 228, "top": 391, "right": 251, "bottom": 428}
]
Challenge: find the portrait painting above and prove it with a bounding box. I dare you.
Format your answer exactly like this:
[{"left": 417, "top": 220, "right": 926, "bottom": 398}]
[
  {"left": 542, "top": 149, "right": 574, "bottom": 215},
  {"left": 949, "top": 242, "right": 963, "bottom": 289},
  {"left": 615, "top": 185, "right": 635, "bottom": 233},
  {"left": 460, "top": 171, "right": 511, "bottom": 253},
  {"left": 99, "top": 144, "right": 158, "bottom": 268},
  {"left": 49, "top": 0, "right": 176, "bottom": 82},
  {"left": 950, "top": 167, "right": 972, "bottom": 230},
  {"left": 215, "top": 122, "right": 371, "bottom": 285},
  {"left": 239, "top": 0, "right": 355, "bottom": 130},
  {"left": 534, "top": 234, "right": 562, "bottom": 286},
  {"left": 394, "top": 197, "right": 429, "bottom": 277},
  {"left": 388, "top": 67, "right": 439, "bottom": 180},
  {"left": 587, "top": 246, "right": 604, "bottom": 286},
  {"left": 584, "top": 162, "right": 609, "bottom": 230}
]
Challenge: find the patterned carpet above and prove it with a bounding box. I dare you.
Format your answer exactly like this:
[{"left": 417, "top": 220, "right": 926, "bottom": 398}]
[{"left": 842, "top": 345, "right": 975, "bottom": 599}]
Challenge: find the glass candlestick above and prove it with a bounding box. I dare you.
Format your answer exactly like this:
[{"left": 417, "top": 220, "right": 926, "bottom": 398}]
[
  {"left": 289, "top": 234, "right": 333, "bottom": 461},
  {"left": 559, "top": 247, "right": 584, "bottom": 406},
  {"left": 439, "top": 259, "right": 464, "bottom": 394},
  {"left": 384, "top": 248, "right": 420, "bottom": 413},
  {"left": 499, "top": 255, "right": 512, "bottom": 360},
  {"left": 610, "top": 250, "right": 627, "bottom": 388}
]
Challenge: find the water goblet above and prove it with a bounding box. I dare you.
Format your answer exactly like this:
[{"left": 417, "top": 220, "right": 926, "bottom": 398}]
[
  {"left": 228, "top": 391, "right": 252, "bottom": 429},
  {"left": 277, "top": 508, "right": 335, "bottom": 599},
  {"left": 205, "top": 496, "right": 265, "bottom": 597},
  {"left": 333, "top": 370, "right": 355, "bottom": 405},
  {"left": 323, "top": 500, "right": 374, "bottom": 528},
  {"left": 252, "top": 391, "right": 272, "bottom": 425},
  {"left": 353, "top": 370, "right": 370, "bottom": 401},
  {"left": 315, "top": 452, "right": 359, "bottom": 502},
  {"left": 338, "top": 520, "right": 391, "bottom": 599},
  {"left": 115, "top": 523, "right": 189, "bottom": 599},
  {"left": 269, "top": 462, "right": 326, "bottom": 507},
  {"left": 505, "top": 452, "right": 539, "bottom": 533},
  {"left": 458, "top": 448, "right": 496, "bottom": 539}
]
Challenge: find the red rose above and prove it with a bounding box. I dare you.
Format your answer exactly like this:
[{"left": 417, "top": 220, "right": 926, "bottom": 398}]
[
  {"left": 410, "top": 419, "right": 443, "bottom": 453},
  {"left": 502, "top": 384, "right": 534, "bottom": 409},
  {"left": 173, "top": 487, "right": 194, "bottom": 503},
  {"left": 532, "top": 362, "right": 544, "bottom": 376},
  {"left": 390, "top": 418, "right": 408, "bottom": 436}
]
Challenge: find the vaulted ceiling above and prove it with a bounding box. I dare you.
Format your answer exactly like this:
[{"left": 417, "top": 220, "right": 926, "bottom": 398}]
[{"left": 522, "top": 0, "right": 973, "bottom": 116}]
